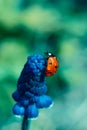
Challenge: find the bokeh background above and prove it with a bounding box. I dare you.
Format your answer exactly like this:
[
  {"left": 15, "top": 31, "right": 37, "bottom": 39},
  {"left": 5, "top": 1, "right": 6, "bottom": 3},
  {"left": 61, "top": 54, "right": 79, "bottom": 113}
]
[{"left": 0, "top": 0, "right": 87, "bottom": 130}]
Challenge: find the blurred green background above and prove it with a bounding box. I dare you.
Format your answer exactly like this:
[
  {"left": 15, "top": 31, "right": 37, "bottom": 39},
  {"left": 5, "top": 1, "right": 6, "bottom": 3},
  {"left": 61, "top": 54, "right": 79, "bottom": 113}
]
[{"left": 0, "top": 0, "right": 87, "bottom": 130}]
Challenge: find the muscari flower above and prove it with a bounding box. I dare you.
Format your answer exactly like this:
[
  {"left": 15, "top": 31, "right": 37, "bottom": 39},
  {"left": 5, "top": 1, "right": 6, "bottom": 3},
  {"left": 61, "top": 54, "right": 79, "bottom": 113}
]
[{"left": 12, "top": 54, "right": 53, "bottom": 119}]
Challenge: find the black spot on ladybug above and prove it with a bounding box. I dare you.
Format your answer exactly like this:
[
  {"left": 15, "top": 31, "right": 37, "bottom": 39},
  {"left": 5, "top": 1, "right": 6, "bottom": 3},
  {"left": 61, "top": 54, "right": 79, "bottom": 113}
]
[
  {"left": 49, "top": 62, "right": 52, "bottom": 65},
  {"left": 55, "top": 66, "right": 58, "bottom": 68}
]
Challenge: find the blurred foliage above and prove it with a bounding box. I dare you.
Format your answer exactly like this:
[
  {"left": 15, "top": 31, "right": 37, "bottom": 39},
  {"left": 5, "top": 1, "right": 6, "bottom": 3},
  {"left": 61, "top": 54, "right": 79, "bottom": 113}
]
[{"left": 0, "top": 0, "right": 87, "bottom": 130}]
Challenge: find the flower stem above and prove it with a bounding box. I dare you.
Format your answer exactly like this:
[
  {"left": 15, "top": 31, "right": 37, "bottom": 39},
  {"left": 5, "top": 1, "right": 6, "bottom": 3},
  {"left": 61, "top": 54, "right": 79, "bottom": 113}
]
[{"left": 22, "top": 116, "right": 31, "bottom": 130}]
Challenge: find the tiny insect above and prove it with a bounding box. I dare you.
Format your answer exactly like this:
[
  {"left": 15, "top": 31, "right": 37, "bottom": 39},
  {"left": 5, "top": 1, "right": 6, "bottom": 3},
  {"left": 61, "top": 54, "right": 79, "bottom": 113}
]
[{"left": 45, "top": 52, "right": 59, "bottom": 76}]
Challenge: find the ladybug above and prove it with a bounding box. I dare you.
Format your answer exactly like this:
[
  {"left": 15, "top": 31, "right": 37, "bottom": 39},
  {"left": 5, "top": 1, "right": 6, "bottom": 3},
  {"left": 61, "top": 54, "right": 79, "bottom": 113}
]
[{"left": 45, "top": 52, "right": 59, "bottom": 76}]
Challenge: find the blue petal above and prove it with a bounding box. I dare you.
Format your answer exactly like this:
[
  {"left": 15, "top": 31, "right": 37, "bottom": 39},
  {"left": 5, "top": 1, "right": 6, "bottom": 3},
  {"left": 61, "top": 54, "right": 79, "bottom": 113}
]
[
  {"left": 12, "top": 90, "right": 20, "bottom": 101},
  {"left": 20, "top": 98, "right": 29, "bottom": 106},
  {"left": 25, "top": 104, "right": 38, "bottom": 119},
  {"left": 13, "top": 103, "right": 25, "bottom": 116},
  {"left": 36, "top": 95, "right": 53, "bottom": 108}
]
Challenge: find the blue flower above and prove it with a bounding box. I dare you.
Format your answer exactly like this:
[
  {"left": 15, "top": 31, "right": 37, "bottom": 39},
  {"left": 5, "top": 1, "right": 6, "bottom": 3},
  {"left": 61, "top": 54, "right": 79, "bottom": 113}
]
[{"left": 12, "top": 54, "right": 53, "bottom": 119}]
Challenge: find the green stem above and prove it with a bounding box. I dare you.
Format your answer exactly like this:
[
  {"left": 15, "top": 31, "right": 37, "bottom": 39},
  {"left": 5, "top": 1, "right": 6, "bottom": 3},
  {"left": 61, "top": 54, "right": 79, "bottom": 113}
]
[{"left": 22, "top": 116, "right": 31, "bottom": 130}]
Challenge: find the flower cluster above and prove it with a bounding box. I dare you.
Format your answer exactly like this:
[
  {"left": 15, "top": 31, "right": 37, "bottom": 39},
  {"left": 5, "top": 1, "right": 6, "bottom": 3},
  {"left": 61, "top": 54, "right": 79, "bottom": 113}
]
[{"left": 12, "top": 54, "right": 53, "bottom": 119}]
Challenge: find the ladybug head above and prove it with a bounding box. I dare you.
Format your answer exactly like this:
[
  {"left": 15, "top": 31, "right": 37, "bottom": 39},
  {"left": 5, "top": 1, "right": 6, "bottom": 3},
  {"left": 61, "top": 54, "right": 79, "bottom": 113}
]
[{"left": 44, "top": 52, "right": 55, "bottom": 58}]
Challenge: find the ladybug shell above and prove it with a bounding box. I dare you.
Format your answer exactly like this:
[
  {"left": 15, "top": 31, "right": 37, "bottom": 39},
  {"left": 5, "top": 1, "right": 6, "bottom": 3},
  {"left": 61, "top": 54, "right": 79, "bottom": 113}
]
[{"left": 46, "top": 56, "right": 58, "bottom": 76}]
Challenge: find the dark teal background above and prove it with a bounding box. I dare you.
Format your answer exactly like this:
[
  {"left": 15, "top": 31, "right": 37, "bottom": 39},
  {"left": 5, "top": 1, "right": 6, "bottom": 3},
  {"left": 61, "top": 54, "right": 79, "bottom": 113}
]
[{"left": 0, "top": 0, "right": 87, "bottom": 129}]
